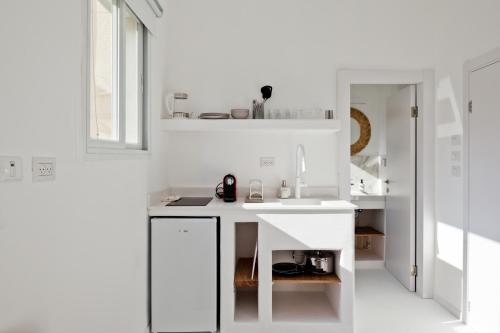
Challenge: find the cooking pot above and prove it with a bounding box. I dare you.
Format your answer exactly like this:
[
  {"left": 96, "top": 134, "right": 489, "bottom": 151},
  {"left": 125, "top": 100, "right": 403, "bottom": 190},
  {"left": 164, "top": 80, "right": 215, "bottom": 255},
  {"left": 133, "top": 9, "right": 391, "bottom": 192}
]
[{"left": 305, "top": 251, "right": 335, "bottom": 275}]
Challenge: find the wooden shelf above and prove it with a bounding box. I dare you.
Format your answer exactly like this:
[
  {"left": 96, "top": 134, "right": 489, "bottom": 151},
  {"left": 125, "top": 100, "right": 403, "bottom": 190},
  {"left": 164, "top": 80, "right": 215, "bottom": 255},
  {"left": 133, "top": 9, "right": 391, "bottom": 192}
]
[
  {"left": 234, "top": 258, "right": 258, "bottom": 288},
  {"left": 355, "top": 248, "right": 384, "bottom": 261},
  {"left": 235, "top": 258, "right": 341, "bottom": 286},
  {"left": 273, "top": 272, "right": 341, "bottom": 285},
  {"left": 160, "top": 119, "right": 341, "bottom": 132},
  {"left": 355, "top": 226, "right": 384, "bottom": 237}
]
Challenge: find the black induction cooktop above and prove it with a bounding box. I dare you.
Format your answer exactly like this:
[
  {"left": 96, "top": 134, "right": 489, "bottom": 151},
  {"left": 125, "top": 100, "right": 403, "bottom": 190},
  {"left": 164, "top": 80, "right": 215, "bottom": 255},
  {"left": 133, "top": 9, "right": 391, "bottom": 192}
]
[{"left": 166, "top": 197, "right": 213, "bottom": 206}]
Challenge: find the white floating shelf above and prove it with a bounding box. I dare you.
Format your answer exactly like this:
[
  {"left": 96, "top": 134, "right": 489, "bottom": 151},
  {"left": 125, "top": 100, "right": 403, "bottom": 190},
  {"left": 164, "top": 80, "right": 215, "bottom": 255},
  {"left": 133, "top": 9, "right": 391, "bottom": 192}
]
[{"left": 160, "top": 119, "right": 341, "bottom": 132}]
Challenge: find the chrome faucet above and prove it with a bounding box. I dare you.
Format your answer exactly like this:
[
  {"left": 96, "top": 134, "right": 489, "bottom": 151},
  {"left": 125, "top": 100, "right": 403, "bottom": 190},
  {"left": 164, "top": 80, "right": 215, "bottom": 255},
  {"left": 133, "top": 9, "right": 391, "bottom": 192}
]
[{"left": 295, "top": 144, "right": 307, "bottom": 199}]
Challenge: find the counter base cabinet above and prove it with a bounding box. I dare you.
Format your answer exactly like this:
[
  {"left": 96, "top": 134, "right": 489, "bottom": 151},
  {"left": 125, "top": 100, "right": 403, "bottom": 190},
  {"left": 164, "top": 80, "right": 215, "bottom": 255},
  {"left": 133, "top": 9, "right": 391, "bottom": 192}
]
[
  {"left": 271, "top": 249, "right": 342, "bottom": 323},
  {"left": 234, "top": 289, "right": 258, "bottom": 322},
  {"left": 148, "top": 201, "right": 356, "bottom": 333},
  {"left": 234, "top": 223, "right": 259, "bottom": 323},
  {"left": 355, "top": 209, "right": 386, "bottom": 269},
  {"left": 229, "top": 213, "right": 355, "bottom": 333},
  {"left": 272, "top": 290, "right": 339, "bottom": 323}
]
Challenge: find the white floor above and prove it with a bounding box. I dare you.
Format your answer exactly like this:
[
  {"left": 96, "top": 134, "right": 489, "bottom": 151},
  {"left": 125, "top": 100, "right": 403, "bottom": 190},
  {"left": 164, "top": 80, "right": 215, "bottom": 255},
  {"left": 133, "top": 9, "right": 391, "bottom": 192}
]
[{"left": 355, "top": 269, "right": 475, "bottom": 333}]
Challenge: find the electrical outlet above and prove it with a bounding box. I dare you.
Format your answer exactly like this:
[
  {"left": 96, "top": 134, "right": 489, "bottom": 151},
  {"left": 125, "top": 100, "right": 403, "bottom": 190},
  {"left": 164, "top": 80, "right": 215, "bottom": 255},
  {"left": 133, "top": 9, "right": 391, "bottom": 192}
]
[
  {"left": 260, "top": 157, "right": 275, "bottom": 168},
  {"left": 32, "top": 157, "right": 56, "bottom": 182},
  {"left": 0, "top": 156, "right": 23, "bottom": 182}
]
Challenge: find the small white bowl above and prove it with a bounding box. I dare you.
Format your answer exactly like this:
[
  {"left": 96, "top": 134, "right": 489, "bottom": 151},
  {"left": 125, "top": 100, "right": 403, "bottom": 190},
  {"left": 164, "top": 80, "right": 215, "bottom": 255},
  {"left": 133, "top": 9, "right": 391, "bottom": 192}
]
[{"left": 231, "top": 109, "right": 250, "bottom": 119}]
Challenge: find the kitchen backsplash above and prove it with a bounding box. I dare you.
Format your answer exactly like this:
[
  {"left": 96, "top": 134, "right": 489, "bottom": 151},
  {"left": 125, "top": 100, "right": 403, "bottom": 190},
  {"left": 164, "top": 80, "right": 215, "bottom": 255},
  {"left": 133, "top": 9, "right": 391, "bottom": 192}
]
[{"left": 164, "top": 131, "right": 338, "bottom": 190}]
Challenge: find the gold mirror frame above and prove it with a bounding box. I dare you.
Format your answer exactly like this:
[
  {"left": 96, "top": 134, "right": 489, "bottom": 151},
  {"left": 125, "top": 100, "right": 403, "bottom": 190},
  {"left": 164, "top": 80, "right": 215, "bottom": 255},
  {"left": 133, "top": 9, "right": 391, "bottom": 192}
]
[{"left": 350, "top": 107, "right": 371, "bottom": 155}]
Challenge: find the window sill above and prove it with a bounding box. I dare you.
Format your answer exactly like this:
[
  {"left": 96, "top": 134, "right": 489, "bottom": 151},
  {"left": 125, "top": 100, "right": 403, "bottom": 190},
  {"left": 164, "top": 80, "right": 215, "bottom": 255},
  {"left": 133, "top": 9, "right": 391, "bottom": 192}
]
[{"left": 84, "top": 147, "right": 151, "bottom": 160}]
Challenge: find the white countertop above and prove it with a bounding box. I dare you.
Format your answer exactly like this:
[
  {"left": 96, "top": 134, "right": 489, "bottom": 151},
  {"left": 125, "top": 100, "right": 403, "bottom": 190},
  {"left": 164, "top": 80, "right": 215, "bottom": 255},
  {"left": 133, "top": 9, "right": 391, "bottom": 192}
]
[
  {"left": 350, "top": 190, "right": 385, "bottom": 198},
  {"left": 349, "top": 191, "right": 385, "bottom": 209},
  {"left": 148, "top": 196, "right": 357, "bottom": 216}
]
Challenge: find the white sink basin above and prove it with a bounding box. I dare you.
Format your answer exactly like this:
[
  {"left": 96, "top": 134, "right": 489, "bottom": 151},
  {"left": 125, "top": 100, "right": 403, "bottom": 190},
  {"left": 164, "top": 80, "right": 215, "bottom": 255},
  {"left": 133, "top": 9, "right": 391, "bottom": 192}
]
[
  {"left": 351, "top": 190, "right": 383, "bottom": 197},
  {"left": 280, "top": 198, "right": 322, "bottom": 206},
  {"left": 350, "top": 190, "right": 369, "bottom": 196}
]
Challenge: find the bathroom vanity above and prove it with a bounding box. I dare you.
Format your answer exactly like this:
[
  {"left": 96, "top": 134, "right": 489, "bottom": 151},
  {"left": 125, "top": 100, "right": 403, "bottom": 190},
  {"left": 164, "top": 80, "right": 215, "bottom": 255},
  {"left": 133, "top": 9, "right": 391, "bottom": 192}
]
[
  {"left": 149, "top": 196, "right": 356, "bottom": 333},
  {"left": 351, "top": 193, "right": 386, "bottom": 269}
]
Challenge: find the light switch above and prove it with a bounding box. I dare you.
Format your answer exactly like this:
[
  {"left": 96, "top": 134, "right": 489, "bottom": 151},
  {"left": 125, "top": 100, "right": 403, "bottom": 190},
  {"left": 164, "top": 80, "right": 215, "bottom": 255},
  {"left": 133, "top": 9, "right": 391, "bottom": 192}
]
[{"left": 0, "top": 156, "right": 23, "bottom": 182}]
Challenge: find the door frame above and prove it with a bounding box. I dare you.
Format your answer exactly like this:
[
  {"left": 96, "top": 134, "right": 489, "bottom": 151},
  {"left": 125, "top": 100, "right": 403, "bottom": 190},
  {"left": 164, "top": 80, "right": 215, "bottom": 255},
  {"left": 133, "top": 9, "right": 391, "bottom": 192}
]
[
  {"left": 463, "top": 47, "right": 500, "bottom": 324},
  {"left": 337, "top": 69, "right": 435, "bottom": 299}
]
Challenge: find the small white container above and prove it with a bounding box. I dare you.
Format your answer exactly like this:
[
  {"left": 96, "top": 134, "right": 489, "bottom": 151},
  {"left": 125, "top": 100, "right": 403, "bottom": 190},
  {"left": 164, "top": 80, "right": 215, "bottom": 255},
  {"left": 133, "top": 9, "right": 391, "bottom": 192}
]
[{"left": 279, "top": 180, "right": 291, "bottom": 199}]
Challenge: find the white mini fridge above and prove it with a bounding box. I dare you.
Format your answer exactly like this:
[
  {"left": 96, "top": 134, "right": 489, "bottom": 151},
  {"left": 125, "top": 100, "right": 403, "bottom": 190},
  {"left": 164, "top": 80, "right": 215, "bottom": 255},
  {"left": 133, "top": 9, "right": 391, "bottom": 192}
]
[{"left": 151, "top": 217, "right": 218, "bottom": 333}]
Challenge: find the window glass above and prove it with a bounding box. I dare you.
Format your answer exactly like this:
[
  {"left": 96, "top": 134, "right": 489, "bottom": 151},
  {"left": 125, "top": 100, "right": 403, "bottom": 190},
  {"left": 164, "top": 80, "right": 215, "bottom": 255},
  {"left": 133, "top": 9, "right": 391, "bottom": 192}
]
[
  {"left": 88, "top": 0, "right": 148, "bottom": 152},
  {"left": 90, "top": 0, "right": 118, "bottom": 141},
  {"left": 124, "top": 6, "right": 142, "bottom": 145}
]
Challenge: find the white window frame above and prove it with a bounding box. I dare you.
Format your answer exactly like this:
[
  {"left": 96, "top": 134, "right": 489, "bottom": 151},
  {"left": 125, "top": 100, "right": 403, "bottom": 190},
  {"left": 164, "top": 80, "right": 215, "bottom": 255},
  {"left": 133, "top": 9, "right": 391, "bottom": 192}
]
[{"left": 83, "top": 0, "right": 150, "bottom": 157}]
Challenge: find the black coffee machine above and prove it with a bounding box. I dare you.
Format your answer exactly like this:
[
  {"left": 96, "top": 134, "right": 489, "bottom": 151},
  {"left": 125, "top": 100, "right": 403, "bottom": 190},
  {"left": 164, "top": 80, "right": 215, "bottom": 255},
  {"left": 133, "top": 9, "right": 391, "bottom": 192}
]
[{"left": 216, "top": 174, "right": 237, "bottom": 202}]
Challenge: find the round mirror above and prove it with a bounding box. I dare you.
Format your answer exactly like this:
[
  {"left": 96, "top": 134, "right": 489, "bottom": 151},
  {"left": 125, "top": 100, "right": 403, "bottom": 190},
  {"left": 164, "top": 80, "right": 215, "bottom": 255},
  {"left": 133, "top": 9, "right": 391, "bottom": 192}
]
[
  {"left": 351, "top": 119, "right": 361, "bottom": 145},
  {"left": 350, "top": 107, "right": 371, "bottom": 155}
]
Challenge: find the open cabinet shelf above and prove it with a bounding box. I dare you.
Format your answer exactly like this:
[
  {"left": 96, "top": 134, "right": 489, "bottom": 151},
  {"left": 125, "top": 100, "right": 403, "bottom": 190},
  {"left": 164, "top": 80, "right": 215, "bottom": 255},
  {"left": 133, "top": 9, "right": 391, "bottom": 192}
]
[
  {"left": 235, "top": 256, "right": 341, "bottom": 286},
  {"left": 160, "top": 119, "right": 341, "bottom": 132},
  {"left": 354, "top": 209, "right": 386, "bottom": 264},
  {"left": 234, "top": 290, "right": 258, "bottom": 322},
  {"left": 234, "top": 223, "right": 259, "bottom": 323},
  {"left": 234, "top": 258, "right": 258, "bottom": 288},
  {"left": 355, "top": 226, "right": 384, "bottom": 237},
  {"left": 355, "top": 248, "right": 384, "bottom": 261},
  {"left": 272, "top": 291, "right": 340, "bottom": 323},
  {"left": 273, "top": 272, "right": 341, "bottom": 285}
]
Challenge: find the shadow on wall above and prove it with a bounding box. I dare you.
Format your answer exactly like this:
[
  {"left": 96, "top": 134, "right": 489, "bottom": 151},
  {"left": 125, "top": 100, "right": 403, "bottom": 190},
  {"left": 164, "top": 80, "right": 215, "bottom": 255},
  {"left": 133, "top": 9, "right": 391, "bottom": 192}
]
[{"left": 437, "top": 77, "right": 462, "bottom": 139}]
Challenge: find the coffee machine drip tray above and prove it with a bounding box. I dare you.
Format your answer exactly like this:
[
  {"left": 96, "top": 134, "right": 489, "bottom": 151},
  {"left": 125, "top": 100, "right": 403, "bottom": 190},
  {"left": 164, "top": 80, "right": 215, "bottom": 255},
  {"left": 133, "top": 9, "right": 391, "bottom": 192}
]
[{"left": 166, "top": 197, "right": 213, "bottom": 206}]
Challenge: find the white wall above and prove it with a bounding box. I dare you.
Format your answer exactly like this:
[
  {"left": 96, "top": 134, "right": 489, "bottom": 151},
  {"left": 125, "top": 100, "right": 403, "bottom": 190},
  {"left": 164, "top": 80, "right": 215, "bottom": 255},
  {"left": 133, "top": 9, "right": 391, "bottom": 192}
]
[
  {"left": 165, "top": 132, "right": 337, "bottom": 191},
  {"left": 431, "top": 1, "right": 500, "bottom": 317},
  {"left": 162, "top": 0, "right": 500, "bottom": 317},
  {"left": 0, "top": 1, "right": 168, "bottom": 333}
]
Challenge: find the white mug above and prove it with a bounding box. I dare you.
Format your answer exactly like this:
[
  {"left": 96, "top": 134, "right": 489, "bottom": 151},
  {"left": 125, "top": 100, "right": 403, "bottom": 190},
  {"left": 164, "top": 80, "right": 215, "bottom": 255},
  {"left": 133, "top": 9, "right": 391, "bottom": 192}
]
[{"left": 164, "top": 93, "right": 175, "bottom": 118}]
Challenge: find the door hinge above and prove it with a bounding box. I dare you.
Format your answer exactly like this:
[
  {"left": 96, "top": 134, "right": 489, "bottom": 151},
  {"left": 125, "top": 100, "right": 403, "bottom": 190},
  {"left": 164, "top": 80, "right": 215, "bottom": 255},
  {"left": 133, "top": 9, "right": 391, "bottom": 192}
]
[
  {"left": 468, "top": 100, "right": 472, "bottom": 113},
  {"left": 411, "top": 106, "right": 419, "bottom": 118},
  {"left": 410, "top": 265, "right": 418, "bottom": 277}
]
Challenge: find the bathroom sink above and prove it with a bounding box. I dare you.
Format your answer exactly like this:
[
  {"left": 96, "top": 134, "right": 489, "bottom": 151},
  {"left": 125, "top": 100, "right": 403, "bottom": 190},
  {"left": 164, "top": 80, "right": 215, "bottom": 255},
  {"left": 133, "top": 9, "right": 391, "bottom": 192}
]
[
  {"left": 350, "top": 190, "right": 369, "bottom": 196},
  {"left": 351, "top": 190, "right": 383, "bottom": 197},
  {"left": 280, "top": 198, "right": 322, "bottom": 206}
]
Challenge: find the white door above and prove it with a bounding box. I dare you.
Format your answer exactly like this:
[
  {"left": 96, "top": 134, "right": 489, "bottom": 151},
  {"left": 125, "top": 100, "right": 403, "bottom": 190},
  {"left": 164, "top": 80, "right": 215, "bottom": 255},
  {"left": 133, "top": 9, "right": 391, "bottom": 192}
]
[
  {"left": 385, "top": 85, "right": 417, "bottom": 292},
  {"left": 467, "top": 60, "right": 500, "bottom": 333}
]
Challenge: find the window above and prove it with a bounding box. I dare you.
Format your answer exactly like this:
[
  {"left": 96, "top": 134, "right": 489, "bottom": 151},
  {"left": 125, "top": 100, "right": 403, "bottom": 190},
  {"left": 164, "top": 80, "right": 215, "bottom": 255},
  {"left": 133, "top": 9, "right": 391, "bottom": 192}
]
[{"left": 88, "top": 0, "right": 148, "bottom": 153}]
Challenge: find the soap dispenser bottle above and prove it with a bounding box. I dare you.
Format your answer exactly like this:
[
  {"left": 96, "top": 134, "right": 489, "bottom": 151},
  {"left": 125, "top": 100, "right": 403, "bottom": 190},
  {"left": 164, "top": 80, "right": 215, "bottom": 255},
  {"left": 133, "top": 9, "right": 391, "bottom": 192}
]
[{"left": 279, "top": 180, "right": 291, "bottom": 199}]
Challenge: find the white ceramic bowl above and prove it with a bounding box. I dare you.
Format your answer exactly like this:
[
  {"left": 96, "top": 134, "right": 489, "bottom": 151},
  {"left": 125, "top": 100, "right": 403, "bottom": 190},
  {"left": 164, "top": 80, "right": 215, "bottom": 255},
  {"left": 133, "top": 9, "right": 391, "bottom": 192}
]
[{"left": 231, "top": 109, "right": 250, "bottom": 119}]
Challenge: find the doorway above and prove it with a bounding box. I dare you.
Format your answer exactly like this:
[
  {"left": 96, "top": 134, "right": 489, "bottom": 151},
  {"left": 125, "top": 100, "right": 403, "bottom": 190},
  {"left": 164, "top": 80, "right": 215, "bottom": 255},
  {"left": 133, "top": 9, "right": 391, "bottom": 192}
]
[
  {"left": 350, "top": 84, "right": 418, "bottom": 292},
  {"left": 337, "top": 69, "right": 435, "bottom": 299}
]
